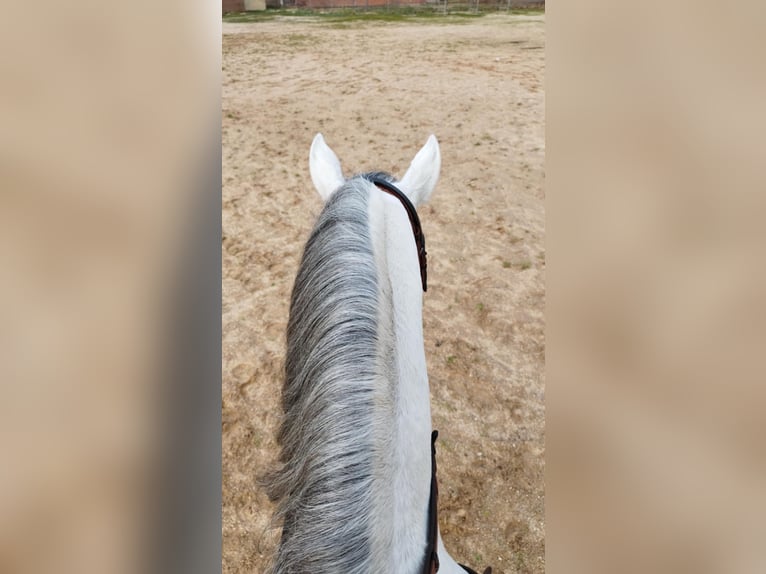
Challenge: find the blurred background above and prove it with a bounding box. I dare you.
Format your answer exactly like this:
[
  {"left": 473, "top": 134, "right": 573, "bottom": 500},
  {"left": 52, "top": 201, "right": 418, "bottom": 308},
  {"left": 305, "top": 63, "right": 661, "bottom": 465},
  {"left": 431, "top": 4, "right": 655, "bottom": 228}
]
[
  {"left": 0, "top": 2, "right": 220, "bottom": 573},
  {"left": 547, "top": 1, "right": 766, "bottom": 573}
]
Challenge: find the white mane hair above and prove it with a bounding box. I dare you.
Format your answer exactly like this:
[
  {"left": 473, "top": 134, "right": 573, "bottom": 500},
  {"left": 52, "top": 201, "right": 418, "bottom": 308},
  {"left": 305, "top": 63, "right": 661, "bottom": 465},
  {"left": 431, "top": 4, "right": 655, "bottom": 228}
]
[{"left": 263, "top": 176, "right": 383, "bottom": 574}]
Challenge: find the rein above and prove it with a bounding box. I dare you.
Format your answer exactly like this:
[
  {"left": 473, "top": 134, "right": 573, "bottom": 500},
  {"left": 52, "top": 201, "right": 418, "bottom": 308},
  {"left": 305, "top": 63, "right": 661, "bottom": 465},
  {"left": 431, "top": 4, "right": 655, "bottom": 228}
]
[
  {"left": 366, "top": 176, "right": 428, "bottom": 292},
  {"left": 424, "top": 432, "right": 492, "bottom": 574},
  {"left": 424, "top": 431, "right": 439, "bottom": 574}
]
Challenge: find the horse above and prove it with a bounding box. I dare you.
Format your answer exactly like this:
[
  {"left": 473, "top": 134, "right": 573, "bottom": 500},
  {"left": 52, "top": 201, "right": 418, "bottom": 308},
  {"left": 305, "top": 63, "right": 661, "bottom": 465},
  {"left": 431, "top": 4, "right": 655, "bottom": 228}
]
[{"left": 263, "top": 134, "right": 491, "bottom": 574}]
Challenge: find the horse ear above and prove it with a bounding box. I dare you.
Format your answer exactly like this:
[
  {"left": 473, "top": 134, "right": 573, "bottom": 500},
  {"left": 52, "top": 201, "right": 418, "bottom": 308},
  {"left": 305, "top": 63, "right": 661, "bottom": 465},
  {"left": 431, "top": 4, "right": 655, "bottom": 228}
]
[
  {"left": 398, "top": 134, "right": 441, "bottom": 206},
  {"left": 309, "top": 133, "right": 345, "bottom": 202}
]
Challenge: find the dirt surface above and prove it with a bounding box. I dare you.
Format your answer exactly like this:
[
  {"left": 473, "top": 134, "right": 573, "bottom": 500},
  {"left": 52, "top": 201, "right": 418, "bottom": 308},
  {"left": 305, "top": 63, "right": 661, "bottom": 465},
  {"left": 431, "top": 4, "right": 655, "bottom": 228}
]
[{"left": 222, "top": 13, "right": 545, "bottom": 574}]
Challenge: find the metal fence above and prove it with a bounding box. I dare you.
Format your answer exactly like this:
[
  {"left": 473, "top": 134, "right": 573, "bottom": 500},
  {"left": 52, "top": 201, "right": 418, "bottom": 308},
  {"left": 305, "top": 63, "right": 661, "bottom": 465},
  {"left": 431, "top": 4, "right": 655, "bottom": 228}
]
[{"left": 277, "top": 0, "right": 543, "bottom": 11}]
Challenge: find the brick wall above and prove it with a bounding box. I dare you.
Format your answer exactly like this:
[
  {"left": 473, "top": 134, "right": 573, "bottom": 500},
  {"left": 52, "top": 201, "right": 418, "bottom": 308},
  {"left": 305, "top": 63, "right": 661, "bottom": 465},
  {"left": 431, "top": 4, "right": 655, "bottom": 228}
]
[
  {"left": 223, "top": 0, "right": 245, "bottom": 12},
  {"left": 227, "top": 0, "right": 542, "bottom": 10},
  {"left": 290, "top": 0, "right": 542, "bottom": 8},
  {"left": 295, "top": 0, "right": 425, "bottom": 7}
]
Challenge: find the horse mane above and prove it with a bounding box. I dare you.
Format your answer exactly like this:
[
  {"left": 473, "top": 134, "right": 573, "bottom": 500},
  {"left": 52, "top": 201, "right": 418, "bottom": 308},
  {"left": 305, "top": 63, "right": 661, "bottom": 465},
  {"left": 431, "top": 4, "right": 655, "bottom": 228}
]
[{"left": 263, "top": 174, "right": 396, "bottom": 574}]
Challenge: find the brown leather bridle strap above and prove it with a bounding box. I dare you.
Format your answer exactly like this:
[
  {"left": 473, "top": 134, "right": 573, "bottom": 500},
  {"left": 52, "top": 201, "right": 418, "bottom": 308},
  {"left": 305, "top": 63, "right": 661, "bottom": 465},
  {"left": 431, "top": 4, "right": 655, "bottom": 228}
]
[
  {"left": 424, "top": 430, "right": 440, "bottom": 574},
  {"left": 366, "top": 176, "right": 428, "bottom": 292}
]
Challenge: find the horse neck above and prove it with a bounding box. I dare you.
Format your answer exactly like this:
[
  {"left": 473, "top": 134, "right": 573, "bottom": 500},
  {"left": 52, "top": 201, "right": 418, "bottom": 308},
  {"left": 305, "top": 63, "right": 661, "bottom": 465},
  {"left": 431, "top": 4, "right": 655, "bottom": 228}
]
[
  {"left": 367, "top": 188, "right": 466, "bottom": 574},
  {"left": 366, "top": 189, "right": 433, "bottom": 572}
]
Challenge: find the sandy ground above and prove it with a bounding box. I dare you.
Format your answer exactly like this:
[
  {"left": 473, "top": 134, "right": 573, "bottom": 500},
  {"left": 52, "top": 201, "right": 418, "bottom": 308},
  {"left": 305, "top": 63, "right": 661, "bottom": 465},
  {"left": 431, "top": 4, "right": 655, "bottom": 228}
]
[{"left": 222, "top": 13, "right": 545, "bottom": 574}]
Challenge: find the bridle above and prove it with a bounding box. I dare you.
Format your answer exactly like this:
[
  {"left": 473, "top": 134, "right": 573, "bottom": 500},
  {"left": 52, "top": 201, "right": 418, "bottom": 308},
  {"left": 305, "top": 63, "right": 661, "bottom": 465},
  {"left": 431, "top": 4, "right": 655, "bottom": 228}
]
[
  {"left": 366, "top": 176, "right": 428, "bottom": 292},
  {"left": 366, "top": 176, "right": 490, "bottom": 574}
]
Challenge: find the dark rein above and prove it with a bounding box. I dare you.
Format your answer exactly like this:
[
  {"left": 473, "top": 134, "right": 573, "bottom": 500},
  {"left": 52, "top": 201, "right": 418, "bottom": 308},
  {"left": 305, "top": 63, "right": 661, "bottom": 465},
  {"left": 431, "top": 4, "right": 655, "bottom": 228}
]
[{"left": 366, "top": 176, "right": 490, "bottom": 574}]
